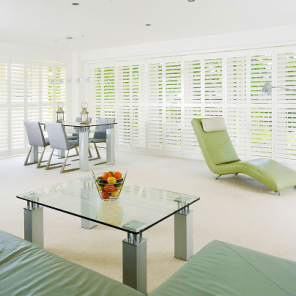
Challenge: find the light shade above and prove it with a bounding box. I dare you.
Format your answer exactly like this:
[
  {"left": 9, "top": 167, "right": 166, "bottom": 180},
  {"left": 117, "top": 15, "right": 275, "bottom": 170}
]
[{"left": 262, "top": 82, "right": 273, "bottom": 95}]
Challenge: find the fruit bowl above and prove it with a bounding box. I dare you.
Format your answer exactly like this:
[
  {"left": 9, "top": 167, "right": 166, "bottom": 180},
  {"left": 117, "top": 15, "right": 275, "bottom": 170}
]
[{"left": 92, "top": 171, "right": 127, "bottom": 201}]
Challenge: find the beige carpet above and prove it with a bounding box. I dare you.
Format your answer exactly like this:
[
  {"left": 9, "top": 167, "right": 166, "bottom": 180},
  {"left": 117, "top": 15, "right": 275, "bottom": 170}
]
[{"left": 1, "top": 149, "right": 296, "bottom": 294}]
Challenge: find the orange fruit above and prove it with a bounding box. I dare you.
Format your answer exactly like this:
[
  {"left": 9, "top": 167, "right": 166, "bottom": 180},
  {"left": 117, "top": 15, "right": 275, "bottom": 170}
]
[
  {"left": 102, "top": 172, "right": 112, "bottom": 180},
  {"left": 113, "top": 172, "right": 122, "bottom": 179},
  {"left": 104, "top": 184, "right": 115, "bottom": 192},
  {"left": 101, "top": 192, "right": 110, "bottom": 199}
]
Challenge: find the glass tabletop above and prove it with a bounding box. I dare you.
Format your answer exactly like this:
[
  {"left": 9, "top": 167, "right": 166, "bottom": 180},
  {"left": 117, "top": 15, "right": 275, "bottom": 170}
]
[
  {"left": 16, "top": 176, "right": 200, "bottom": 234},
  {"left": 63, "top": 122, "right": 117, "bottom": 128},
  {"left": 40, "top": 122, "right": 117, "bottom": 128}
]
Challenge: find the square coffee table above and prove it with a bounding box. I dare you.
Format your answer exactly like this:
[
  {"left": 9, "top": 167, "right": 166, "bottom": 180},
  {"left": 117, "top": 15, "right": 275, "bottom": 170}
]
[{"left": 17, "top": 176, "right": 200, "bottom": 295}]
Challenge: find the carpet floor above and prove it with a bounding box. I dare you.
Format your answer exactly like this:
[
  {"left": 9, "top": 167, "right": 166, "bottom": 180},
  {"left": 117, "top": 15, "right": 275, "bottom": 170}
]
[{"left": 1, "top": 149, "right": 296, "bottom": 294}]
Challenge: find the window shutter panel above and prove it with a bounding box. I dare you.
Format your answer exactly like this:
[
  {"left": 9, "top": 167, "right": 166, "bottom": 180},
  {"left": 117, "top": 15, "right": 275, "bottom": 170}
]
[
  {"left": 90, "top": 66, "right": 102, "bottom": 118},
  {"left": 276, "top": 49, "right": 296, "bottom": 162},
  {"left": 117, "top": 64, "right": 131, "bottom": 150},
  {"left": 184, "top": 57, "right": 202, "bottom": 159},
  {"left": 250, "top": 52, "right": 273, "bottom": 158},
  {"left": 11, "top": 106, "right": 25, "bottom": 150},
  {"left": 131, "top": 63, "right": 146, "bottom": 151},
  {"left": 147, "top": 60, "right": 163, "bottom": 154},
  {"left": 103, "top": 66, "right": 116, "bottom": 119},
  {"left": 41, "top": 65, "right": 54, "bottom": 122},
  {"left": 164, "top": 59, "right": 182, "bottom": 157},
  {"left": 226, "top": 54, "right": 247, "bottom": 159},
  {"left": 204, "top": 56, "right": 223, "bottom": 117},
  {"left": 27, "top": 63, "right": 40, "bottom": 104}
]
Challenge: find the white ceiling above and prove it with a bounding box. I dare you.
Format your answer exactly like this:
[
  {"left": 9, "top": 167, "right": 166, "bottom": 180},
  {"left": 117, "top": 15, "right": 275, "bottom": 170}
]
[{"left": 1, "top": 0, "right": 296, "bottom": 52}]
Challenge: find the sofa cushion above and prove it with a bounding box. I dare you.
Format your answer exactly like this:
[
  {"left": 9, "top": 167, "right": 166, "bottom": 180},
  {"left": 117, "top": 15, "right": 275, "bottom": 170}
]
[
  {"left": 150, "top": 240, "right": 296, "bottom": 296},
  {"left": 0, "top": 230, "right": 143, "bottom": 296}
]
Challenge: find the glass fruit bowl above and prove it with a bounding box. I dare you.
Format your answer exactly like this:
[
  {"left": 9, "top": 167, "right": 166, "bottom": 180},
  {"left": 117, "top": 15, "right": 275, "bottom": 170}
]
[{"left": 92, "top": 171, "right": 127, "bottom": 201}]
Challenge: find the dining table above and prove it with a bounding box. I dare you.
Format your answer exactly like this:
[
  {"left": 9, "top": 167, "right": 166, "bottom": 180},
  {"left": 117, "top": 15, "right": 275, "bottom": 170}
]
[{"left": 30, "top": 121, "right": 116, "bottom": 172}]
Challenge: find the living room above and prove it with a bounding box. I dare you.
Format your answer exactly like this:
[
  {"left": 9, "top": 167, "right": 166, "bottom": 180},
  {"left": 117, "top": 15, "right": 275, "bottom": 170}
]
[{"left": 1, "top": 0, "right": 296, "bottom": 295}]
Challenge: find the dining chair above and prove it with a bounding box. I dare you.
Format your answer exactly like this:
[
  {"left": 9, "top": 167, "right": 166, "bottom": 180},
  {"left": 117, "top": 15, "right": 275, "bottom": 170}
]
[
  {"left": 24, "top": 121, "right": 50, "bottom": 168},
  {"left": 88, "top": 118, "right": 115, "bottom": 161},
  {"left": 45, "top": 122, "right": 80, "bottom": 173}
]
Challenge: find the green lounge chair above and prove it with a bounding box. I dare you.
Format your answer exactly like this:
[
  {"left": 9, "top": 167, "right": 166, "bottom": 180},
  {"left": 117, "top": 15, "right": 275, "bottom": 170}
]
[{"left": 191, "top": 118, "right": 296, "bottom": 195}]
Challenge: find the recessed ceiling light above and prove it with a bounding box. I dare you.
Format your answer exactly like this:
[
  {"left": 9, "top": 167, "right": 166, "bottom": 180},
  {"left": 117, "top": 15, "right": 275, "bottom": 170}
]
[
  {"left": 72, "top": 3, "right": 79, "bottom": 5},
  {"left": 66, "top": 37, "right": 73, "bottom": 40},
  {"left": 188, "top": 0, "right": 195, "bottom": 2},
  {"left": 146, "top": 24, "right": 151, "bottom": 26}
]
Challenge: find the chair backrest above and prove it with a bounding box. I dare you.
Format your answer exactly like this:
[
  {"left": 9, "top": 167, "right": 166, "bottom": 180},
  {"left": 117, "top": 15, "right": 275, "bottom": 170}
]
[
  {"left": 45, "top": 122, "right": 70, "bottom": 150},
  {"left": 94, "top": 118, "right": 115, "bottom": 139},
  {"left": 191, "top": 118, "right": 240, "bottom": 171},
  {"left": 24, "top": 121, "right": 46, "bottom": 147}
]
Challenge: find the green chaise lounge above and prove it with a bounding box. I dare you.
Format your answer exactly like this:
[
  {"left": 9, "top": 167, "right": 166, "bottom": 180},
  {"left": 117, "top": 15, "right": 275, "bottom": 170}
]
[{"left": 191, "top": 117, "right": 296, "bottom": 195}]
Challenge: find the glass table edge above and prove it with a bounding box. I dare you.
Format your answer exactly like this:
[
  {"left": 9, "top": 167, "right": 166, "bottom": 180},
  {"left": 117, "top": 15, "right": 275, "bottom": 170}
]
[
  {"left": 39, "top": 122, "right": 117, "bottom": 127},
  {"left": 16, "top": 195, "right": 200, "bottom": 235}
]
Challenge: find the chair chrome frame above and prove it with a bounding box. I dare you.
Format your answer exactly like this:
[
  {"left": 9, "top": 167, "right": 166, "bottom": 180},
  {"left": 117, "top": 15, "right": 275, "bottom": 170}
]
[{"left": 24, "top": 121, "right": 51, "bottom": 169}]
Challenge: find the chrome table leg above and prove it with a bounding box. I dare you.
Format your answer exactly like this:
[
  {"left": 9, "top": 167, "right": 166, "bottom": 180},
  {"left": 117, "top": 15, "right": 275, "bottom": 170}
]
[
  {"left": 79, "top": 127, "right": 89, "bottom": 172},
  {"left": 174, "top": 206, "right": 193, "bottom": 261},
  {"left": 106, "top": 125, "right": 115, "bottom": 165},
  {"left": 24, "top": 202, "right": 44, "bottom": 249},
  {"left": 123, "top": 233, "right": 147, "bottom": 295}
]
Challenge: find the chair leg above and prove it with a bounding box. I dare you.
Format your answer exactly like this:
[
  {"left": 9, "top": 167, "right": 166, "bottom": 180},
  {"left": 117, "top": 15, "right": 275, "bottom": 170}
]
[
  {"left": 215, "top": 175, "right": 221, "bottom": 180},
  {"left": 45, "top": 149, "right": 63, "bottom": 170},
  {"left": 37, "top": 147, "right": 46, "bottom": 168},
  {"left": 24, "top": 146, "right": 38, "bottom": 166},
  {"left": 88, "top": 146, "right": 93, "bottom": 158},
  {"left": 89, "top": 143, "right": 102, "bottom": 161},
  {"left": 274, "top": 191, "right": 280, "bottom": 196},
  {"left": 60, "top": 149, "right": 80, "bottom": 174},
  {"left": 46, "top": 149, "right": 55, "bottom": 170}
]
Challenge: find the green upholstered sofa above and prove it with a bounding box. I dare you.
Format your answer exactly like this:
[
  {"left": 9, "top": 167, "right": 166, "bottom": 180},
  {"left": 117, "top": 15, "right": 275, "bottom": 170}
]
[
  {"left": 0, "top": 230, "right": 143, "bottom": 296},
  {"left": 192, "top": 118, "right": 296, "bottom": 194},
  {"left": 150, "top": 240, "right": 296, "bottom": 296},
  {"left": 1, "top": 230, "right": 296, "bottom": 296}
]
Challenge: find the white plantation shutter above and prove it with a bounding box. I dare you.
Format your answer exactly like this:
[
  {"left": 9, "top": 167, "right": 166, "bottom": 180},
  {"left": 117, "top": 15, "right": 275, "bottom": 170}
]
[
  {"left": 27, "top": 63, "right": 40, "bottom": 104},
  {"left": 41, "top": 64, "right": 54, "bottom": 122},
  {"left": 0, "top": 58, "right": 67, "bottom": 157},
  {"left": 90, "top": 66, "right": 102, "bottom": 118},
  {"left": 131, "top": 63, "right": 146, "bottom": 151},
  {"left": 183, "top": 56, "right": 202, "bottom": 159},
  {"left": 275, "top": 47, "right": 296, "bottom": 162},
  {"left": 250, "top": 50, "right": 273, "bottom": 158},
  {"left": 226, "top": 53, "right": 247, "bottom": 159},
  {"left": 164, "top": 58, "right": 182, "bottom": 157},
  {"left": 147, "top": 60, "right": 163, "bottom": 154},
  {"left": 204, "top": 55, "right": 223, "bottom": 118},
  {"left": 117, "top": 63, "right": 131, "bottom": 150},
  {"left": 88, "top": 45, "right": 296, "bottom": 164},
  {"left": 103, "top": 66, "right": 116, "bottom": 119},
  {"left": 55, "top": 66, "right": 67, "bottom": 120}
]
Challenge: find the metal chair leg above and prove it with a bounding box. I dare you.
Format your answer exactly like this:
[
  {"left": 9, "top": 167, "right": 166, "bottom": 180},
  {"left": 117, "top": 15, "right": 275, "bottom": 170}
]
[
  {"left": 88, "top": 146, "right": 93, "bottom": 158},
  {"left": 89, "top": 143, "right": 102, "bottom": 161},
  {"left": 24, "top": 146, "right": 38, "bottom": 166},
  {"left": 60, "top": 149, "right": 79, "bottom": 173},
  {"left": 46, "top": 148, "right": 55, "bottom": 170},
  {"left": 45, "top": 148, "right": 63, "bottom": 170},
  {"left": 37, "top": 147, "right": 46, "bottom": 168},
  {"left": 215, "top": 175, "right": 221, "bottom": 180}
]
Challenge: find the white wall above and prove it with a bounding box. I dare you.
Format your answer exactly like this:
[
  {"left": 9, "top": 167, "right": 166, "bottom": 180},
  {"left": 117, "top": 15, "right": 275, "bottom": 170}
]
[{"left": 81, "top": 23, "right": 296, "bottom": 62}]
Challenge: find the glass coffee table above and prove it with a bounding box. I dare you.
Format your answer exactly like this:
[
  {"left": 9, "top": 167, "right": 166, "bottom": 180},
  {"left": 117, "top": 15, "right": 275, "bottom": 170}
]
[{"left": 17, "top": 176, "right": 200, "bottom": 295}]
